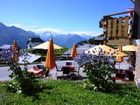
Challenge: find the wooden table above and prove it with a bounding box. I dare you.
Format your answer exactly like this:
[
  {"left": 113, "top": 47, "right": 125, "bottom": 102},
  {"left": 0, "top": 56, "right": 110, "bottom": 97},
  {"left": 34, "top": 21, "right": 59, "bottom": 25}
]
[
  {"left": 115, "top": 69, "right": 135, "bottom": 81},
  {"left": 61, "top": 66, "right": 75, "bottom": 75}
]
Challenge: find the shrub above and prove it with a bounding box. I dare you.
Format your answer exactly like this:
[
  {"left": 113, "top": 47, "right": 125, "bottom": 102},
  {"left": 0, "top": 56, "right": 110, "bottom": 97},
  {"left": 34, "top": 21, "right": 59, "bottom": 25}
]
[
  {"left": 85, "top": 59, "right": 115, "bottom": 92},
  {"left": 76, "top": 54, "right": 116, "bottom": 92},
  {"left": 6, "top": 61, "right": 44, "bottom": 95}
]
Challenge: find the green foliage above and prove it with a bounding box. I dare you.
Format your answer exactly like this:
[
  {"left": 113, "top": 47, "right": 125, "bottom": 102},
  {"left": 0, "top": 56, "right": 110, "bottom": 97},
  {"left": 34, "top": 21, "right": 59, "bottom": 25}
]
[
  {"left": 0, "top": 80, "right": 140, "bottom": 105},
  {"left": 84, "top": 59, "right": 115, "bottom": 92},
  {"left": 6, "top": 62, "right": 43, "bottom": 95},
  {"left": 83, "top": 79, "right": 97, "bottom": 90},
  {"left": 55, "top": 47, "right": 68, "bottom": 55},
  {"left": 76, "top": 53, "right": 116, "bottom": 92}
]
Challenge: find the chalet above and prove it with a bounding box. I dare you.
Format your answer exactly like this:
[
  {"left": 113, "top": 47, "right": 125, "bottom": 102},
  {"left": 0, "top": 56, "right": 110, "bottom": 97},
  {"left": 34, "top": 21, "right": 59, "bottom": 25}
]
[
  {"left": 26, "top": 37, "right": 44, "bottom": 49},
  {"left": 93, "top": 36, "right": 104, "bottom": 45},
  {"left": 99, "top": 0, "right": 140, "bottom": 45},
  {"left": 99, "top": 0, "right": 140, "bottom": 82}
]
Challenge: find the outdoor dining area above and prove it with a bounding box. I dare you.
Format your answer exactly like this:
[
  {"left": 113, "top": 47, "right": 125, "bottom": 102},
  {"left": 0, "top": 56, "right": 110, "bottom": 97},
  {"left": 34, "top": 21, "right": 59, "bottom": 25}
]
[
  {"left": 27, "top": 40, "right": 138, "bottom": 82},
  {"left": 85, "top": 44, "right": 138, "bottom": 81},
  {"left": 0, "top": 38, "right": 139, "bottom": 82}
]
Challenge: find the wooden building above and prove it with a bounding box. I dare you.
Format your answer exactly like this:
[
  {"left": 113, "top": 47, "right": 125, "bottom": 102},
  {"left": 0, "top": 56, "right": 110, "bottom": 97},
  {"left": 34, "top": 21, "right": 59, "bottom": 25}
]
[
  {"left": 99, "top": 0, "right": 140, "bottom": 67},
  {"left": 99, "top": 0, "right": 140, "bottom": 45},
  {"left": 100, "top": 10, "right": 134, "bottom": 45}
]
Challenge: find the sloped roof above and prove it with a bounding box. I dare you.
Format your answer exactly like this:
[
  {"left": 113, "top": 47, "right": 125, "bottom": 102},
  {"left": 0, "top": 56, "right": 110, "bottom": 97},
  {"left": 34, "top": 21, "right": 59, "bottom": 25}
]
[
  {"left": 33, "top": 41, "right": 63, "bottom": 50},
  {"left": 18, "top": 53, "right": 41, "bottom": 64},
  {"left": 30, "top": 38, "right": 44, "bottom": 43},
  {"left": 64, "top": 44, "right": 96, "bottom": 55},
  {"left": 94, "top": 36, "right": 104, "bottom": 40},
  {"left": 0, "top": 44, "right": 12, "bottom": 49}
]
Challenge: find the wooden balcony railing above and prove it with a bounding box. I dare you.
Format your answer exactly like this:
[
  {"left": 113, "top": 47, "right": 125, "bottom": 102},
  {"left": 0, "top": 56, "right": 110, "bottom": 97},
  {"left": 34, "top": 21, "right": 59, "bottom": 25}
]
[{"left": 100, "top": 10, "right": 135, "bottom": 45}]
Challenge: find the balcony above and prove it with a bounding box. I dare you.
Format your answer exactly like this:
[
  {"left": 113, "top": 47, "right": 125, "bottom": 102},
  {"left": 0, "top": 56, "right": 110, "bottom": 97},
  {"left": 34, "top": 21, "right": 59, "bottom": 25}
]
[{"left": 100, "top": 10, "right": 135, "bottom": 45}]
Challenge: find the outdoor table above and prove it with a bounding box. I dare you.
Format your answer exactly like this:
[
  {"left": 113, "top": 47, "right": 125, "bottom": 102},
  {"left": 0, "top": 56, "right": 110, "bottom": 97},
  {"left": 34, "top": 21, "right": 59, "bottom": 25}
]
[
  {"left": 61, "top": 66, "right": 75, "bottom": 75},
  {"left": 115, "top": 69, "right": 135, "bottom": 81},
  {"left": 28, "top": 68, "right": 44, "bottom": 77}
]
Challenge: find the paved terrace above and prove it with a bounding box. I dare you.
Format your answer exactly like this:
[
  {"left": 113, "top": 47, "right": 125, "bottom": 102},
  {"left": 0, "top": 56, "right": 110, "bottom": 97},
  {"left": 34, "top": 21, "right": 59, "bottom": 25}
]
[{"left": 0, "top": 60, "right": 86, "bottom": 81}]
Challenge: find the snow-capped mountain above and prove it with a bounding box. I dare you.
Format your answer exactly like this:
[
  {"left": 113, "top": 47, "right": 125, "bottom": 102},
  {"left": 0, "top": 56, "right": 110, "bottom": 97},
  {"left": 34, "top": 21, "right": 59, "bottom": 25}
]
[
  {"left": 0, "top": 22, "right": 95, "bottom": 48},
  {"left": 38, "top": 31, "right": 94, "bottom": 48}
]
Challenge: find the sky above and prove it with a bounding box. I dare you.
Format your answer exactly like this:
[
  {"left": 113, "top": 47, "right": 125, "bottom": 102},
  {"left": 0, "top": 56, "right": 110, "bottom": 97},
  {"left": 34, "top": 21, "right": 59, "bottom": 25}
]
[{"left": 0, "top": 0, "right": 134, "bottom": 35}]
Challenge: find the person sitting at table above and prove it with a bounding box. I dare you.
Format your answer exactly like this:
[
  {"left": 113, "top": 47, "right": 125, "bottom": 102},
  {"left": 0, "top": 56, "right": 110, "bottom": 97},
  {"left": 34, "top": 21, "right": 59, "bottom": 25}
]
[{"left": 28, "top": 66, "right": 44, "bottom": 77}]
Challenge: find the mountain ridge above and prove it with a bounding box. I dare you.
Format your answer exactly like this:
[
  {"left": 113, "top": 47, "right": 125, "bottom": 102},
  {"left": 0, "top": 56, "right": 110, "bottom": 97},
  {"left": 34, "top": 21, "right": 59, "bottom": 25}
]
[
  {"left": 38, "top": 32, "right": 93, "bottom": 48},
  {"left": 0, "top": 22, "right": 94, "bottom": 48},
  {"left": 0, "top": 22, "right": 37, "bottom": 48}
]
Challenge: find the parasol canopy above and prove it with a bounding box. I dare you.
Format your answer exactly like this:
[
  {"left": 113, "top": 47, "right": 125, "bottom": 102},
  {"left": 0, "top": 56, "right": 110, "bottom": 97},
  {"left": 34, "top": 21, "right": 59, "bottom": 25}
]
[
  {"left": 71, "top": 44, "right": 77, "bottom": 59},
  {"left": 122, "top": 45, "right": 138, "bottom": 51},
  {"left": 85, "top": 44, "right": 127, "bottom": 57},
  {"left": 33, "top": 41, "right": 63, "bottom": 50},
  {"left": 44, "top": 38, "right": 56, "bottom": 69},
  {"left": 85, "top": 44, "right": 116, "bottom": 56}
]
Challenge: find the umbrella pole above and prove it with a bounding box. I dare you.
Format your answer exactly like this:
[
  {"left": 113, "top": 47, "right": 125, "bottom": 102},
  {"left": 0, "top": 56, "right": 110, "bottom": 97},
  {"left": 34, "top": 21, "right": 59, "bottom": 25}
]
[
  {"left": 118, "top": 63, "right": 120, "bottom": 74},
  {"left": 41, "top": 49, "right": 44, "bottom": 63},
  {"left": 41, "top": 50, "right": 43, "bottom": 62}
]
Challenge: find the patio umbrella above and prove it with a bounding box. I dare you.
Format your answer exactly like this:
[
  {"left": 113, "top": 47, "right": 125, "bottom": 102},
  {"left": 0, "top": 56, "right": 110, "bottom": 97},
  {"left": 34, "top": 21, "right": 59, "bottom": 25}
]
[
  {"left": 12, "top": 40, "right": 19, "bottom": 63},
  {"left": 113, "top": 47, "right": 127, "bottom": 57},
  {"left": 44, "top": 38, "right": 56, "bottom": 69},
  {"left": 85, "top": 44, "right": 116, "bottom": 56},
  {"left": 33, "top": 41, "right": 63, "bottom": 50},
  {"left": 122, "top": 45, "right": 138, "bottom": 51},
  {"left": 122, "top": 45, "right": 138, "bottom": 67},
  {"left": 116, "top": 46, "right": 123, "bottom": 63},
  {"left": 71, "top": 44, "right": 77, "bottom": 59}
]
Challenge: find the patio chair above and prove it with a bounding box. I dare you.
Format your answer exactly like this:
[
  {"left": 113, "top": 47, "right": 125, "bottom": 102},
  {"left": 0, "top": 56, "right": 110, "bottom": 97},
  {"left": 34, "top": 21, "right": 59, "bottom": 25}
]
[{"left": 61, "top": 66, "right": 70, "bottom": 75}]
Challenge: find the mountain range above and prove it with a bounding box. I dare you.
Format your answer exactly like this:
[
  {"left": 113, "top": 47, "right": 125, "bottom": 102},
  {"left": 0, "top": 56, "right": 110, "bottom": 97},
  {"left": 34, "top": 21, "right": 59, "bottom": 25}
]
[
  {"left": 0, "top": 22, "right": 94, "bottom": 48},
  {"left": 39, "top": 31, "right": 93, "bottom": 48},
  {"left": 0, "top": 22, "right": 36, "bottom": 48}
]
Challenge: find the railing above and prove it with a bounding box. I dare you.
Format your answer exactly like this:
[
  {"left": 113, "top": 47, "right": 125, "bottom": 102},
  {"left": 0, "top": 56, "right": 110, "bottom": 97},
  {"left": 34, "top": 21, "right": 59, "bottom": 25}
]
[{"left": 100, "top": 10, "right": 135, "bottom": 45}]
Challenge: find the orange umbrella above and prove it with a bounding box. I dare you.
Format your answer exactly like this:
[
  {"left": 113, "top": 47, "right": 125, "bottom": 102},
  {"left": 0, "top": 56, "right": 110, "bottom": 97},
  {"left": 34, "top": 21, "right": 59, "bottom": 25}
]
[
  {"left": 116, "top": 46, "right": 123, "bottom": 63},
  {"left": 71, "top": 44, "right": 77, "bottom": 59},
  {"left": 12, "top": 40, "right": 19, "bottom": 63},
  {"left": 44, "top": 38, "right": 56, "bottom": 69}
]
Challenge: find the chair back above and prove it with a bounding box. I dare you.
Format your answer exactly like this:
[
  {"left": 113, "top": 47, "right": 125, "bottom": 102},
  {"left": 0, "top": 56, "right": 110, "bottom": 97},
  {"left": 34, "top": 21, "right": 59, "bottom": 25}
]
[
  {"left": 66, "top": 62, "right": 72, "bottom": 66},
  {"left": 61, "top": 66, "right": 70, "bottom": 74}
]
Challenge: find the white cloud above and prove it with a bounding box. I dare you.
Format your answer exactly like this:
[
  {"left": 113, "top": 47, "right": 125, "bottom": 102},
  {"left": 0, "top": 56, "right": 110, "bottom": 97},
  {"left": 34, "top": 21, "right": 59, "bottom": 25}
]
[
  {"left": 9, "top": 23, "right": 24, "bottom": 28},
  {"left": 31, "top": 28, "right": 62, "bottom": 33},
  {"left": 70, "top": 31, "right": 101, "bottom": 36},
  {"left": 7, "top": 23, "right": 101, "bottom": 36}
]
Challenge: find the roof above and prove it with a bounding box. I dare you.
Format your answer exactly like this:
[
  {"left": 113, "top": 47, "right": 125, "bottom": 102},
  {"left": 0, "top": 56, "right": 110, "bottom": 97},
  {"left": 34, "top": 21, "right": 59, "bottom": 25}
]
[
  {"left": 64, "top": 44, "right": 96, "bottom": 55},
  {"left": 94, "top": 36, "right": 104, "bottom": 40},
  {"left": 30, "top": 38, "right": 44, "bottom": 43},
  {"left": 18, "top": 53, "right": 41, "bottom": 64},
  {"left": 0, "top": 44, "right": 12, "bottom": 49}
]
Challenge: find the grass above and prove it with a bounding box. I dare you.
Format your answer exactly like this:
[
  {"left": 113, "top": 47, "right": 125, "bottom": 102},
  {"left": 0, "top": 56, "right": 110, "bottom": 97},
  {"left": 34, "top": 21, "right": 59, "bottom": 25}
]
[{"left": 0, "top": 80, "right": 140, "bottom": 105}]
